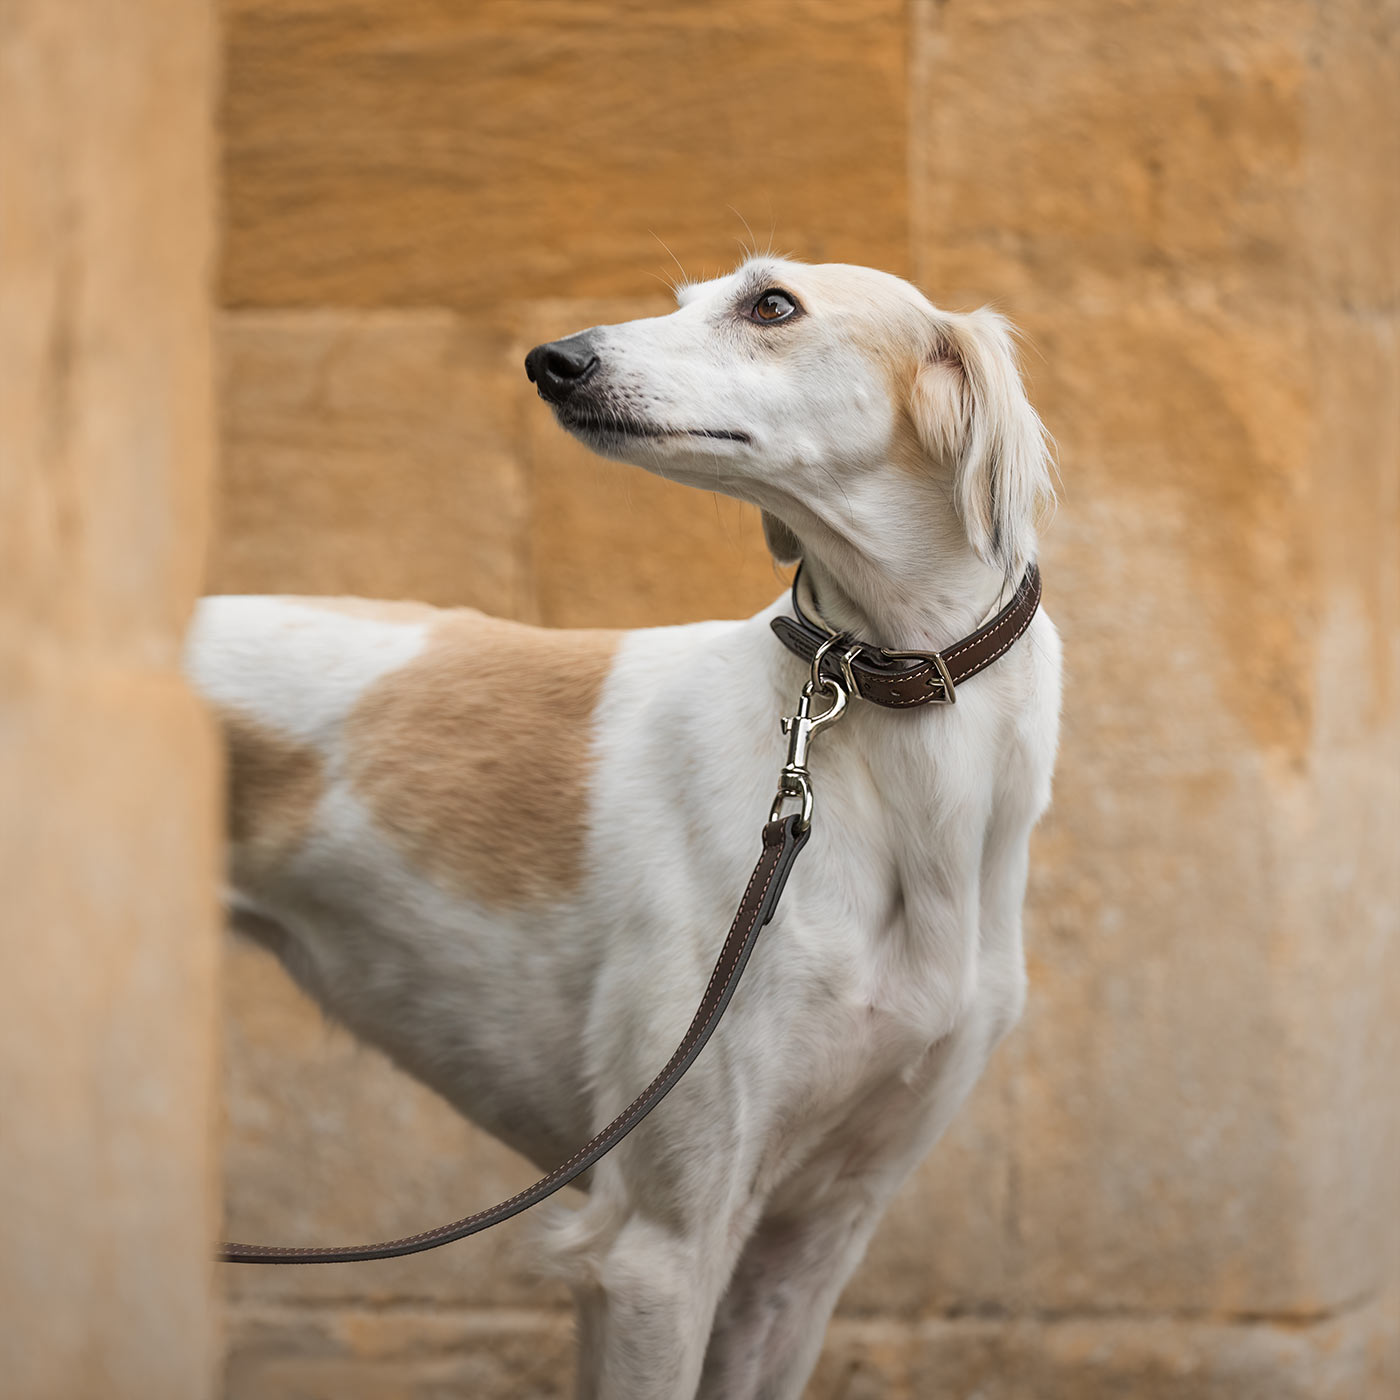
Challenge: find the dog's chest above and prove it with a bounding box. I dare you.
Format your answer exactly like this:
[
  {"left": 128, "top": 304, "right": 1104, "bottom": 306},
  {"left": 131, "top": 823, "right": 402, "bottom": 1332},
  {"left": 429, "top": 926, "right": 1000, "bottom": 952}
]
[
  {"left": 749, "top": 991, "right": 955, "bottom": 1207},
  {"left": 769, "top": 934, "right": 959, "bottom": 1098}
]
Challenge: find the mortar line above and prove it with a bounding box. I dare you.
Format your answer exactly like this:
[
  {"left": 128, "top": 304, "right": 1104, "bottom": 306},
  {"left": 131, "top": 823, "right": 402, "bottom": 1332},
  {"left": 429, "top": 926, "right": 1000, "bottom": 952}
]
[{"left": 224, "top": 1287, "right": 1387, "bottom": 1331}]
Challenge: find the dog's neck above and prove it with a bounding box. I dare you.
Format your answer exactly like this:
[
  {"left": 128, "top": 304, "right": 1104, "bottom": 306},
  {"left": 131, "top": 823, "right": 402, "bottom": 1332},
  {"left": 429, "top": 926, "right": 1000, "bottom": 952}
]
[{"left": 794, "top": 545, "right": 1014, "bottom": 657}]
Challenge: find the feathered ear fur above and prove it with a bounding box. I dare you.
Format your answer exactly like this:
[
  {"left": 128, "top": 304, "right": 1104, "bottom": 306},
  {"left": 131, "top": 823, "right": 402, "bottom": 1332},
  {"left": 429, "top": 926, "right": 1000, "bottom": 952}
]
[{"left": 909, "top": 309, "right": 1053, "bottom": 576}]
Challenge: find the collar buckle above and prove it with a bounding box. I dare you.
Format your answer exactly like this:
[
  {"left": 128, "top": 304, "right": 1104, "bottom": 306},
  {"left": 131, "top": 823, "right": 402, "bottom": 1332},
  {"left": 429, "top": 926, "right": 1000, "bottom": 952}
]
[{"left": 877, "top": 647, "right": 957, "bottom": 704}]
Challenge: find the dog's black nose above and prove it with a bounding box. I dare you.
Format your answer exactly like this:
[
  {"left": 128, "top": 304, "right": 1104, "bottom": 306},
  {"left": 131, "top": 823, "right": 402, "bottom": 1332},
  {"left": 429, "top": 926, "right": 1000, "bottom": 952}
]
[{"left": 525, "top": 339, "right": 600, "bottom": 404}]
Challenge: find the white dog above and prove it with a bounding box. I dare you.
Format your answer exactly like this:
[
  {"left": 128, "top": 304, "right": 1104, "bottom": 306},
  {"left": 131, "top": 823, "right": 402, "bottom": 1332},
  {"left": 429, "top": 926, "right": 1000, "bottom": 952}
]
[{"left": 187, "top": 259, "right": 1061, "bottom": 1399}]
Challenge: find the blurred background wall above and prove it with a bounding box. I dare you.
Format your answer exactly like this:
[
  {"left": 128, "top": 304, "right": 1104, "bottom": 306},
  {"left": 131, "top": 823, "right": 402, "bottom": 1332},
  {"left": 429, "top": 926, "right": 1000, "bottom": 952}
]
[
  {"left": 1, "top": 2, "right": 221, "bottom": 1397},
  {"left": 214, "top": 2, "right": 1399, "bottom": 1397},
  {"left": 8, "top": 0, "right": 1389, "bottom": 1397}
]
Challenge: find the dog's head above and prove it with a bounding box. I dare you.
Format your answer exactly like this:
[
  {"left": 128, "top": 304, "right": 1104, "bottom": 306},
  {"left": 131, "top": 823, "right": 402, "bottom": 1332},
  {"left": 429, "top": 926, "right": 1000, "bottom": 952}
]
[{"left": 526, "top": 259, "right": 1052, "bottom": 584}]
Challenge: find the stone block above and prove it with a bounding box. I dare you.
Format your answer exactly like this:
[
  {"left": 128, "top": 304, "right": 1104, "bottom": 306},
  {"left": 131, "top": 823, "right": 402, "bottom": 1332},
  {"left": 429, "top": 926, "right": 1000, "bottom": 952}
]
[
  {"left": 1272, "top": 302, "right": 1400, "bottom": 1311},
  {"left": 812, "top": 1301, "right": 1400, "bottom": 1400},
  {"left": 904, "top": 1296, "right": 1400, "bottom": 1400},
  {"left": 1, "top": 673, "right": 222, "bottom": 1400},
  {"left": 954, "top": 298, "right": 1398, "bottom": 1320},
  {"left": 1303, "top": 0, "right": 1400, "bottom": 309},
  {"left": 1, "top": 0, "right": 221, "bottom": 1395},
  {"left": 912, "top": 0, "right": 1313, "bottom": 307},
  {"left": 222, "top": 0, "right": 910, "bottom": 310},
  {"left": 224, "top": 1303, "right": 574, "bottom": 1400},
  {"left": 214, "top": 311, "right": 530, "bottom": 613},
  {"left": 999, "top": 301, "right": 1321, "bottom": 1316},
  {"left": 1, "top": 1, "right": 215, "bottom": 660}
]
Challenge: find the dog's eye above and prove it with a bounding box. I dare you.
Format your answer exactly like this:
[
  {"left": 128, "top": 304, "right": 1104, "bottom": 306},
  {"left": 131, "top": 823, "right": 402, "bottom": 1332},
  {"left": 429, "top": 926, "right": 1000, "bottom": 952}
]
[{"left": 749, "top": 291, "right": 798, "bottom": 323}]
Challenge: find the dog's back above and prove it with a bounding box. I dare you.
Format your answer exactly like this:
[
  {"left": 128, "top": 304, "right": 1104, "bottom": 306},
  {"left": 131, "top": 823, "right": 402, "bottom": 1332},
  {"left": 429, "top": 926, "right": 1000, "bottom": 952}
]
[{"left": 187, "top": 595, "right": 622, "bottom": 892}]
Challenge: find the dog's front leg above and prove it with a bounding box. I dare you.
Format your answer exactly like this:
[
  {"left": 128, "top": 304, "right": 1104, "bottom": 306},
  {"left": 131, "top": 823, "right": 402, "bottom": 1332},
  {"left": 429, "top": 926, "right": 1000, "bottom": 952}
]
[
  {"left": 567, "top": 1202, "right": 750, "bottom": 1400},
  {"left": 697, "top": 1004, "right": 1020, "bottom": 1399},
  {"left": 694, "top": 1172, "right": 901, "bottom": 1400}
]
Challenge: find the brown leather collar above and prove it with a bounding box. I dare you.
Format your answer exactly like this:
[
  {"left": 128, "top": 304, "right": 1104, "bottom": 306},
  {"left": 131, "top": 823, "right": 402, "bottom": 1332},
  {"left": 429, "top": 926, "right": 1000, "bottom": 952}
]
[{"left": 770, "top": 563, "right": 1042, "bottom": 707}]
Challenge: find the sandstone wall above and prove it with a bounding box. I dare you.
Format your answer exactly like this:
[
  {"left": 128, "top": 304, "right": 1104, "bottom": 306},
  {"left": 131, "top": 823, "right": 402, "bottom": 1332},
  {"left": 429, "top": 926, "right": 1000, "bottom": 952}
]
[
  {"left": 215, "top": 2, "right": 1399, "bottom": 1396},
  {"left": 0, "top": 3, "right": 222, "bottom": 1398}
]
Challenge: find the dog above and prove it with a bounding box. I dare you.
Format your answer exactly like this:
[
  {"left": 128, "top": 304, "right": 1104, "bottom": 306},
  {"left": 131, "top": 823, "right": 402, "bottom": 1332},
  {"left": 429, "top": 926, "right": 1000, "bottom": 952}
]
[{"left": 187, "top": 258, "right": 1061, "bottom": 1399}]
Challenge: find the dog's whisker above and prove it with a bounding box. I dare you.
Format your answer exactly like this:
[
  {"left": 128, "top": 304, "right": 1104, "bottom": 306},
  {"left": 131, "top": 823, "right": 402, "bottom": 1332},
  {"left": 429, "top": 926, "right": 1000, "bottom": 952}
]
[{"left": 649, "top": 230, "right": 690, "bottom": 298}]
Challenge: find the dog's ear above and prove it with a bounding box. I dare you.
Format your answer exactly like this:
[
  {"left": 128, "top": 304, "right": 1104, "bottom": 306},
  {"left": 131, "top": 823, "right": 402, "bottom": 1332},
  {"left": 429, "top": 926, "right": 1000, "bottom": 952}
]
[
  {"left": 761, "top": 510, "right": 804, "bottom": 565},
  {"left": 910, "top": 308, "right": 1053, "bottom": 576}
]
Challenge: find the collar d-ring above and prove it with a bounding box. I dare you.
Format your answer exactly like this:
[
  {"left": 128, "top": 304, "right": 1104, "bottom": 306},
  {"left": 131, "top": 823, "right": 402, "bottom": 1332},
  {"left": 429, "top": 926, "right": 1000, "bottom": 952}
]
[{"left": 809, "top": 632, "right": 845, "bottom": 693}]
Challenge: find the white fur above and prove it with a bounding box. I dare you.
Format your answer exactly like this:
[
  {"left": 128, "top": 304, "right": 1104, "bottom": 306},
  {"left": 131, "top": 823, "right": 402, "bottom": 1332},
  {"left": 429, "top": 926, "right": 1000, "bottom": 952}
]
[
  {"left": 187, "top": 259, "right": 1061, "bottom": 1400},
  {"left": 187, "top": 597, "right": 429, "bottom": 742}
]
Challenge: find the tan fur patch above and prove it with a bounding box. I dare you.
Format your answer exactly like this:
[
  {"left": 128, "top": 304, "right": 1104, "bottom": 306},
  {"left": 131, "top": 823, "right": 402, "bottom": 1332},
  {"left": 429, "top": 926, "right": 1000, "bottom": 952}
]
[
  {"left": 287, "top": 595, "right": 443, "bottom": 623},
  {"left": 771, "top": 262, "right": 942, "bottom": 477},
  {"left": 222, "top": 710, "right": 325, "bottom": 870},
  {"left": 343, "top": 611, "right": 620, "bottom": 908}
]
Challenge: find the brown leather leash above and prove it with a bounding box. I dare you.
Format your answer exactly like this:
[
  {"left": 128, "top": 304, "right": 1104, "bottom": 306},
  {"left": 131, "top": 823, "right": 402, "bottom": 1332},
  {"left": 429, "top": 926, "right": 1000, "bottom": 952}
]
[{"left": 219, "top": 565, "right": 1040, "bottom": 1265}]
